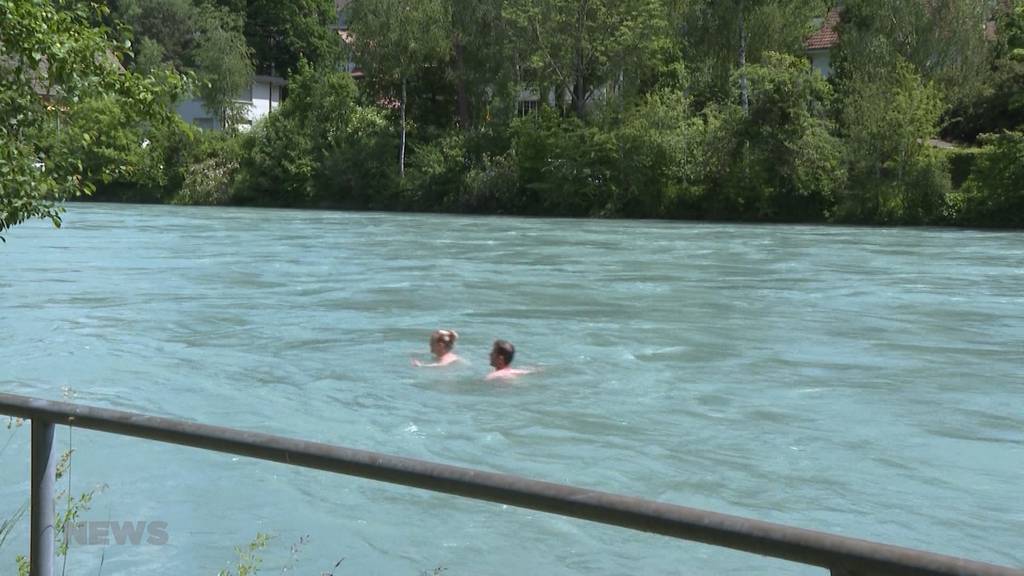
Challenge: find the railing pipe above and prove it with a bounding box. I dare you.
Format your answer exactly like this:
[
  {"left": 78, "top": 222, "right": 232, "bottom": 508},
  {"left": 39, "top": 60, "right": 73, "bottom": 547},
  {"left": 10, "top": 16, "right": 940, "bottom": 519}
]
[
  {"left": 1, "top": 392, "right": 1020, "bottom": 576},
  {"left": 29, "top": 418, "right": 55, "bottom": 576}
]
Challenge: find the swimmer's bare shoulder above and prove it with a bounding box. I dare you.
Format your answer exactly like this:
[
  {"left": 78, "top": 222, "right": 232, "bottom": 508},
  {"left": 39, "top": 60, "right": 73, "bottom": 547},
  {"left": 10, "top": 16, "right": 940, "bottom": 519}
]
[
  {"left": 484, "top": 367, "right": 533, "bottom": 381},
  {"left": 413, "top": 354, "right": 463, "bottom": 367}
]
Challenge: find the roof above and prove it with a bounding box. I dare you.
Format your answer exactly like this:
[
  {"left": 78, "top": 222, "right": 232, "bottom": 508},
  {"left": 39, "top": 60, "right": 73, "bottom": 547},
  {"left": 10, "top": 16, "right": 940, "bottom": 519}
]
[
  {"left": 805, "top": 7, "right": 841, "bottom": 51},
  {"left": 253, "top": 74, "right": 288, "bottom": 86}
]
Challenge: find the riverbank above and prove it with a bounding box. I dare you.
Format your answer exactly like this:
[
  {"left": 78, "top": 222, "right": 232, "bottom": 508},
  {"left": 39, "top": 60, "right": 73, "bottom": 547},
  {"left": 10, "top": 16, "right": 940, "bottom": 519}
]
[{"left": 78, "top": 63, "right": 1022, "bottom": 230}]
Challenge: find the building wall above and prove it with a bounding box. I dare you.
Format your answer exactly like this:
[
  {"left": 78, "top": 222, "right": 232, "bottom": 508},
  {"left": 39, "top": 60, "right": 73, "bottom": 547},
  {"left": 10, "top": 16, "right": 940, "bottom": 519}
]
[
  {"left": 808, "top": 49, "right": 832, "bottom": 77},
  {"left": 175, "top": 77, "right": 284, "bottom": 131}
]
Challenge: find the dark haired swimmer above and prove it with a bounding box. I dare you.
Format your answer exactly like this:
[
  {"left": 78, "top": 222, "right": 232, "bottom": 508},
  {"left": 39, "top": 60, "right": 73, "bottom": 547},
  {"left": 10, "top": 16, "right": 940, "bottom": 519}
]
[
  {"left": 413, "top": 329, "right": 462, "bottom": 367},
  {"left": 485, "top": 339, "right": 532, "bottom": 380}
]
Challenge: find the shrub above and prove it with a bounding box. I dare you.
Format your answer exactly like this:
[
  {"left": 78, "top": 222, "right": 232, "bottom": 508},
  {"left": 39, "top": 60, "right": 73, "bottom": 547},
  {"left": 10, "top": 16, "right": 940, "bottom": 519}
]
[
  {"left": 404, "top": 130, "right": 468, "bottom": 210},
  {"left": 958, "top": 131, "right": 1024, "bottom": 227},
  {"left": 701, "top": 53, "right": 844, "bottom": 221},
  {"left": 509, "top": 109, "right": 617, "bottom": 217},
  {"left": 836, "top": 56, "right": 951, "bottom": 224},
  {"left": 612, "top": 90, "right": 708, "bottom": 218},
  {"left": 174, "top": 152, "right": 239, "bottom": 206},
  {"left": 458, "top": 151, "right": 520, "bottom": 213},
  {"left": 232, "top": 63, "right": 361, "bottom": 207},
  {"left": 318, "top": 104, "right": 400, "bottom": 209}
]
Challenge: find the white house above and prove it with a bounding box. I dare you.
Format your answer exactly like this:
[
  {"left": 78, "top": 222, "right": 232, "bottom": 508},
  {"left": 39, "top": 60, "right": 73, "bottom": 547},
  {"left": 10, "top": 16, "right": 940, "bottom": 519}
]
[
  {"left": 176, "top": 74, "right": 286, "bottom": 131},
  {"left": 805, "top": 7, "right": 841, "bottom": 78}
]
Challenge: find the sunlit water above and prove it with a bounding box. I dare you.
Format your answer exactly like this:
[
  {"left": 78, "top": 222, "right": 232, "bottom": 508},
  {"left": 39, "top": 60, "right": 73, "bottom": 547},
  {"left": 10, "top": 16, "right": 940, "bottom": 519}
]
[{"left": 1, "top": 203, "right": 1022, "bottom": 575}]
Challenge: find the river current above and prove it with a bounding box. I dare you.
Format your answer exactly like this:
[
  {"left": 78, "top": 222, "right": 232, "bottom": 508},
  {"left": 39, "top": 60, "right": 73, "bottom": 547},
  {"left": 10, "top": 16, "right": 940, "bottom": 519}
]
[{"left": 1, "top": 204, "right": 1022, "bottom": 575}]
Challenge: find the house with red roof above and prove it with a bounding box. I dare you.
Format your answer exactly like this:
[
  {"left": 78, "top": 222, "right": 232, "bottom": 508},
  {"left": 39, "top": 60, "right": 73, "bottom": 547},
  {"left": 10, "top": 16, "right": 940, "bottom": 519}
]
[{"left": 805, "top": 7, "right": 841, "bottom": 77}]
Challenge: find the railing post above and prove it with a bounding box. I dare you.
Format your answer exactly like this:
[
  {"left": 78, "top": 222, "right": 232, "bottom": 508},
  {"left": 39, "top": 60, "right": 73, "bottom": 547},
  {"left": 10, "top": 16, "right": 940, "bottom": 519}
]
[{"left": 30, "top": 419, "right": 55, "bottom": 576}]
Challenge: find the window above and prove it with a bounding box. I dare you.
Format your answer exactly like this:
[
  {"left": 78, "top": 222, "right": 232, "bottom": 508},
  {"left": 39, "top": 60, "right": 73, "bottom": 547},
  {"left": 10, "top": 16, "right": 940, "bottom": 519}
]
[
  {"left": 194, "top": 117, "right": 217, "bottom": 130},
  {"left": 237, "top": 84, "right": 253, "bottom": 103},
  {"left": 517, "top": 99, "right": 539, "bottom": 117}
]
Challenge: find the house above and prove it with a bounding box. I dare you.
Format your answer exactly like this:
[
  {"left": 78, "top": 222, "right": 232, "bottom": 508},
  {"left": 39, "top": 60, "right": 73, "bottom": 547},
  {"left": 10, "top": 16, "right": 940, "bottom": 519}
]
[
  {"left": 805, "top": 7, "right": 841, "bottom": 77},
  {"left": 803, "top": 1, "right": 1011, "bottom": 79},
  {"left": 175, "top": 74, "right": 287, "bottom": 131},
  {"left": 334, "top": 0, "right": 363, "bottom": 78},
  {"left": 177, "top": 0, "right": 357, "bottom": 130}
]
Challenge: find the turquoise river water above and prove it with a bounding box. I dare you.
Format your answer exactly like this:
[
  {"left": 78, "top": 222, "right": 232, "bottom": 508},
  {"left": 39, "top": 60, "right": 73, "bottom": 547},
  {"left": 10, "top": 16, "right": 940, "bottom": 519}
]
[{"left": 1, "top": 203, "right": 1022, "bottom": 575}]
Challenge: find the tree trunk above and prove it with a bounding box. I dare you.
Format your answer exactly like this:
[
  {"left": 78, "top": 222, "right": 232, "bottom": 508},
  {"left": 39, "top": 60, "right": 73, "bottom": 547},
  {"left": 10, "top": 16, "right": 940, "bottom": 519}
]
[
  {"left": 400, "top": 77, "right": 407, "bottom": 179},
  {"left": 738, "top": 0, "right": 749, "bottom": 115},
  {"left": 573, "top": 0, "right": 586, "bottom": 117},
  {"left": 455, "top": 40, "right": 470, "bottom": 130}
]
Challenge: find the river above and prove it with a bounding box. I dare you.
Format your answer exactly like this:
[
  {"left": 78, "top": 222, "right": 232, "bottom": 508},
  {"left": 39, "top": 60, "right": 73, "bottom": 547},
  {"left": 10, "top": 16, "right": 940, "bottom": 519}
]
[{"left": 1, "top": 203, "right": 1022, "bottom": 575}]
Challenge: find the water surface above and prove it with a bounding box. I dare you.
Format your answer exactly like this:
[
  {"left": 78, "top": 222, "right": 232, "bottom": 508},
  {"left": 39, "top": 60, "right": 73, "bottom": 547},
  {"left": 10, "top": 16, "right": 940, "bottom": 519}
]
[{"left": 1, "top": 204, "right": 1022, "bottom": 575}]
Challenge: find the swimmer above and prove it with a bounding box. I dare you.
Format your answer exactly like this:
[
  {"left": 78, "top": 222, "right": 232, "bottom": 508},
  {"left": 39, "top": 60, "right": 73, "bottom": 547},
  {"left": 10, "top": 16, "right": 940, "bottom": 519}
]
[
  {"left": 485, "top": 339, "right": 532, "bottom": 380},
  {"left": 413, "top": 329, "right": 462, "bottom": 367}
]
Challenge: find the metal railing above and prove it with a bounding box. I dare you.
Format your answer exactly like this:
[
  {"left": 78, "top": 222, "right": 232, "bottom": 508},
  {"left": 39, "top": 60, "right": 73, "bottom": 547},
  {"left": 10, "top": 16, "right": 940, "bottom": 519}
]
[{"left": 1, "top": 392, "right": 1020, "bottom": 576}]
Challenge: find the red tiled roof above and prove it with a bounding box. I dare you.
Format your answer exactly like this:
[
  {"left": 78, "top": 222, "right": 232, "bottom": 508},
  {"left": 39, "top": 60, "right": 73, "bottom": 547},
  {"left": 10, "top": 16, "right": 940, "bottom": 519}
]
[{"left": 805, "top": 8, "right": 841, "bottom": 51}]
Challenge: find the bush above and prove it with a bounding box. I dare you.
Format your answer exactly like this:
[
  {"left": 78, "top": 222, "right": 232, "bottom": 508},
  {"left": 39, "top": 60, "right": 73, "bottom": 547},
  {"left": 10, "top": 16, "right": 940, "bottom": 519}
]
[
  {"left": 232, "top": 112, "right": 316, "bottom": 206},
  {"left": 509, "top": 109, "right": 617, "bottom": 216},
  {"left": 173, "top": 135, "right": 241, "bottom": 206},
  {"left": 702, "top": 53, "right": 844, "bottom": 221},
  {"left": 232, "top": 63, "right": 360, "bottom": 207},
  {"left": 56, "top": 96, "right": 162, "bottom": 203},
  {"left": 318, "top": 105, "right": 400, "bottom": 209},
  {"left": 458, "top": 151, "right": 520, "bottom": 213},
  {"left": 836, "top": 57, "right": 951, "bottom": 224},
  {"left": 958, "top": 131, "right": 1024, "bottom": 227},
  {"left": 946, "top": 147, "right": 981, "bottom": 189},
  {"left": 404, "top": 130, "right": 468, "bottom": 210},
  {"left": 612, "top": 90, "right": 708, "bottom": 218}
]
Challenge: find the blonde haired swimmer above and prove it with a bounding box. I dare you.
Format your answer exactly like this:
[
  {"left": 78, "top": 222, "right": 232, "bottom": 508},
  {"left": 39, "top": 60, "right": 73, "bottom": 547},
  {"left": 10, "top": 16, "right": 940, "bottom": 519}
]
[
  {"left": 485, "top": 339, "right": 533, "bottom": 380},
  {"left": 413, "top": 329, "right": 462, "bottom": 367}
]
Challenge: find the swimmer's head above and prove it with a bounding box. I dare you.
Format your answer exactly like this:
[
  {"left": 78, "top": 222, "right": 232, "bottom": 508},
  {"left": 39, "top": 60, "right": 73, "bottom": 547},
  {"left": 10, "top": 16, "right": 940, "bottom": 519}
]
[
  {"left": 430, "top": 329, "right": 459, "bottom": 355},
  {"left": 490, "top": 339, "right": 515, "bottom": 368}
]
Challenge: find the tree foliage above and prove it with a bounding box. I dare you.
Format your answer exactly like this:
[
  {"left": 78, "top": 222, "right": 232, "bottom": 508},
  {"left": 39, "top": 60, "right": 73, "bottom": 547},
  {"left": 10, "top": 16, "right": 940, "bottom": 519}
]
[
  {"left": 240, "top": 0, "right": 340, "bottom": 75},
  {"left": 110, "top": 0, "right": 253, "bottom": 126},
  {"left": 958, "top": 130, "right": 1024, "bottom": 227},
  {"left": 0, "top": 0, "right": 182, "bottom": 237},
  {"left": 836, "top": 57, "right": 950, "bottom": 223},
  {"left": 192, "top": 4, "right": 253, "bottom": 128},
  {"left": 837, "top": 0, "right": 996, "bottom": 106},
  {"left": 504, "top": 0, "right": 672, "bottom": 116},
  {"left": 350, "top": 0, "right": 452, "bottom": 176},
  {"left": 680, "top": 0, "right": 827, "bottom": 107},
  {"left": 9, "top": 0, "right": 1023, "bottom": 230}
]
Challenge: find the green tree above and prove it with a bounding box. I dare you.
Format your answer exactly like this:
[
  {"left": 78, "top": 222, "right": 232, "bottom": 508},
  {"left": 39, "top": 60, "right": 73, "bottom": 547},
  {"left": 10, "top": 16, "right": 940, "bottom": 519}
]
[
  {"left": 958, "top": 130, "right": 1024, "bottom": 227},
  {"left": 450, "top": 0, "right": 514, "bottom": 128},
  {"left": 1, "top": 0, "right": 179, "bottom": 238},
  {"left": 837, "top": 0, "right": 996, "bottom": 107},
  {"left": 350, "top": 0, "right": 452, "bottom": 177},
  {"left": 944, "top": 2, "right": 1024, "bottom": 141},
  {"left": 504, "top": 0, "right": 671, "bottom": 117},
  {"left": 679, "top": 0, "right": 826, "bottom": 110},
  {"left": 111, "top": 0, "right": 253, "bottom": 128},
  {"left": 837, "top": 56, "right": 950, "bottom": 224},
  {"left": 112, "top": 0, "right": 198, "bottom": 70},
  {"left": 232, "top": 63, "right": 394, "bottom": 207},
  {"left": 242, "top": 0, "right": 340, "bottom": 75},
  {"left": 709, "top": 52, "right": 843, "bottom": 220},
  {"left": 192, "top": 4, "right": 254, "bottom": 130}
]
